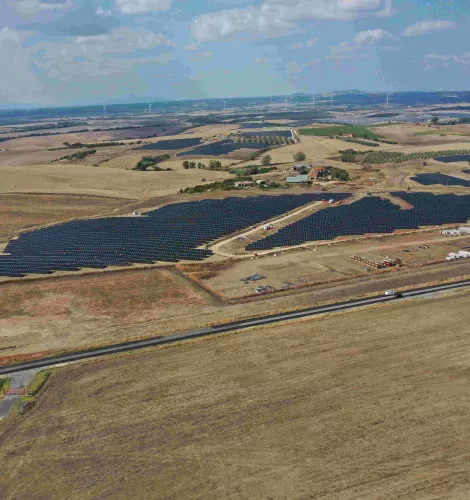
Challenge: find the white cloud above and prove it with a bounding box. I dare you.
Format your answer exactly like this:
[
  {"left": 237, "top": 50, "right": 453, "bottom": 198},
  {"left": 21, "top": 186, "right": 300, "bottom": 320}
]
[
  {"left": 30, "top": 27, "right": 175, "bottom": 86},
  {"left": 287, "top": 61, "right": 303, "bottom": 74},
  {"left": 288, "top": 43, "right": 305, "bottom": 50},
  {"left": 424, "top": 52, "right": 470, "bottom": 69},
  {"left": 96, "top": 7, "right": 112, "bottom": 17},
  {"left": 184, "top": 43, "right": 199, "bottom": 51},
  {"left": 255, "top": 56, "right": 270, "bottom": 64},
  {"left": 287, "top": 58, "right": 322, "bottom": 73},
  {"left": 287, "top": 39, "right": 318, "bottom": 49},
  {"left": 115, "top": 0, "right": 172, "bottom": 14},
  {"left": 403, "top": 20, "right": 457, "bottom": 37},
  {"left": 74, "top": 27, "right": 175, "bottom": 53},
  {"left": 191, "top": 0, "right": 394, "bottom": 42},
  {"left": 193, "top": 51, "right": 213, "bottom": 61},
  {"left": 330, "top": 28, "right": 396, "bottom": 58},
  {"left": 0, "top": 28, "right": 49, "bottom": 104},
  {"left": 304, "top": 57, "right": 322, "bottom": 67},
  {"left": 9, "top": 0, "right": 72, "bottom": 16}
]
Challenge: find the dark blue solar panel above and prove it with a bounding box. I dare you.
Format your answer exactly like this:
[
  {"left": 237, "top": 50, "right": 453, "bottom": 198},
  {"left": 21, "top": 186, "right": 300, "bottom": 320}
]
[
  {"left": 246, "top": 193, "right": 470, "bottom": 251},
  {"left": 0, "top": 194, "right": 349, "bottom": 277},
  {"left": 410, "top": 173, "right": 470, "bottom": 187}
]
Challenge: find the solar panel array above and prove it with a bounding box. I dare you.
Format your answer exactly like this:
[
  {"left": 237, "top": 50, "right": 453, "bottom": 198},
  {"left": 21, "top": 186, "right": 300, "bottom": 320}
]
[
  {"left": 246, "top": 193, "right": 470, "bottom": 251},
  {"left": 0, "top": 194, "right": 349, "bottom": 278},
  {"left": 410, "top": 173, "right": 470, "bottom": 187}
]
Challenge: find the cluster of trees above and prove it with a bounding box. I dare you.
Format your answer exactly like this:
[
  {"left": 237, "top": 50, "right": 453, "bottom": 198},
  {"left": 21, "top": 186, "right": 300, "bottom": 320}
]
[
  {"left": 340, "top": 149, "right": 358, "bottom": 163},
  {"left": 134, "top": 155, "right": 172, "bottom": 171},
  {"left": 180, "top": 178, "right": 283, "bottom": 195},
  {"left": 183, "top": 160, "right": 204, "bottom": 169},
  {"left": 59, "top": 150, "right": 96, "bottom": 161},
  {"left": 340, "top": 137, "right": 379, "bottom": 147},
  {"left": 261, "top": 154, "right": 272, "bottom": 166},
  {"left": 230, "top": 165, "right": 276, "bottom": 176},
  {"left": 235, "top": 135, "right": 294, "bottom": 146},
  {"left": 364, "top": 149, "right": 470, "bottom": 164},
  {"left": 247, "top": 149, "right": 266, "bottom": 161},
  {"left": 50, "top": 141, "right": 127, "bottom": 151},
  {"left": 322, "top": 167, "right": 350, "bottom": 182},
  {"left": 182, "top": 160, "right": 225, "bottom": 170},
  {"left": 181, "top": 179, "right": 237, "bottom": 194}
]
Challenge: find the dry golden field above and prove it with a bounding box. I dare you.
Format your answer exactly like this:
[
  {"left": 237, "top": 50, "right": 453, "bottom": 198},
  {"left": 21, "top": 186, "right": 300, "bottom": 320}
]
[
  {"left": 2, "top": 290, "right": 470, "bottom": 499},
  {"left": 0, "top": 163, "right": 231, "bottom": 199},
  {"left": 374, "top": 122, "right": 470, "bottom": 147},
  {"left": 2, "top": 255, "right": 470, "bottom": 362},
  {"left": 0, "top": 193, "right": 131, "bottom": 244}
]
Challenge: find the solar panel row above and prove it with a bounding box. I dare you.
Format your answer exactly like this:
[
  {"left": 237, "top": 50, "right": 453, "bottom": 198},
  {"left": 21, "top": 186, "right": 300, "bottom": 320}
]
[
  {"left": 246, "top": 193, "right": 470, "bottom": 251},
  {"left": 0, "top": 194, "right": 349, "bottom": 277}
]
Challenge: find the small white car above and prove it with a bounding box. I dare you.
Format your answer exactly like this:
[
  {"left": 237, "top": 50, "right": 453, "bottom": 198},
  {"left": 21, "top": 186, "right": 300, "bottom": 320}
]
[{"left": 384, "top": 290, "right": 395, "bottom": 296}]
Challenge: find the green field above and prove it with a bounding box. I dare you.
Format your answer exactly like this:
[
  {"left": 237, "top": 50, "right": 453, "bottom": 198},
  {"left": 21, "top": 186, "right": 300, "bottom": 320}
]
[
  {"left": 299, "top": 125, "right": 380, "bottom": 141},
  {"left": 368, "top": 123, "right": 395, "bottom": 128},
  {"left": 415, "top": 131, "right": 470, "bottom": 137}
]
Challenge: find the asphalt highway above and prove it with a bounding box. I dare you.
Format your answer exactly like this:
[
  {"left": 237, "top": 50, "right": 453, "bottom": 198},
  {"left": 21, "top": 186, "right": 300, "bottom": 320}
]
[{"left": 1, "top": 279, "right": 469, "bottom": 376}]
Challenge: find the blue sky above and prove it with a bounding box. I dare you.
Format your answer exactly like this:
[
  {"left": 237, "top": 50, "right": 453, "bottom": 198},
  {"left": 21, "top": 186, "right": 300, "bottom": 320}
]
[{"left": 1, "top": 0, "right": 469, "bottom": 106}]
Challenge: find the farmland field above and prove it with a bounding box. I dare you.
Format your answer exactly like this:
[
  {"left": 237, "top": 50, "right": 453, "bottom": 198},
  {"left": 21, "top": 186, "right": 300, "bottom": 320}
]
[
  {"left": 98, "top": 155, "right": 142, "bottom": 170},
  {"left": 2, "top": 290, "right": 470, "bottom": 499},
  {"left": 364, "top": 148, "right": 470, "bottom": 164},
  {"left": 300, "top": 125, "right": 380, "bottom": 140},
  {"left": 0, "top": 163, "right": 230, "bottom": 199}
]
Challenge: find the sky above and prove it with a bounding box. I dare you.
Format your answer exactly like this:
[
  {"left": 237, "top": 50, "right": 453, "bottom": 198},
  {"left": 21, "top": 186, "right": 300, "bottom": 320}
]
[{"left": 1, "top": 0, "right": 469, "bottom": 106}]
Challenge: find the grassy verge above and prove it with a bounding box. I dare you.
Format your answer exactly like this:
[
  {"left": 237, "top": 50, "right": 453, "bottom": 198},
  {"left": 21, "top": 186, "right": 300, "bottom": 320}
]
[
  {"left": 0, "top": 377, "right": 11, "bottom": 400},
  {"left": 2, "top": 370, "right": 55, "bottom": 421},
  {"left": 26, "top": 369, "right": 54, "bottom": 397}
]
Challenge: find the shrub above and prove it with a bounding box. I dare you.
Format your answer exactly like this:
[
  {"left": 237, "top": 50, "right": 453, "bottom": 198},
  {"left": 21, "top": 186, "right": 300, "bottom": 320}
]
[
  {"left": 261, "top": 154, "right": 272, "bottom": 166},
  {"left": 293, "top": 151, "right": 306, "bottom": 162}
]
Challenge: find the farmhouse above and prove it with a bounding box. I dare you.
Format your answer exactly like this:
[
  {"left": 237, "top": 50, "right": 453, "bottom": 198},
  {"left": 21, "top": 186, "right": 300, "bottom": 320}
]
[
  {"left": 286, "top": 175, "right": 310, "bottom": 184},
  {"left": 342, "top": 133, "right": 354, "bottom": 138},
  {"left": 234, "top": 180, "right": 255, "bottom": 188},
  {"left": 256, "top": 179, "right": 270, "bottom": 187}
]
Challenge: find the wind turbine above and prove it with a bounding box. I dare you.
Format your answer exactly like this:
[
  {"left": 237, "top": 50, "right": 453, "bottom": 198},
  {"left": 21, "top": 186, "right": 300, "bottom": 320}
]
[
  {"left": 312, "top": 94, "right": 315, "bottom": 108},
  {"left": 285, "top": 98, "right": 289, "bottom": 110},
  {"left": 102, "top": 105, "right": 107, "bottom": 118},
  {"left": 222, "top": 99, "right": 227, "bottom": 111},
  {"left": 329, "top": 95, "right": 334, "bottom": 108},
  {"left": 386, "top": 92, "right": 394, "bottom": 107},
  {"left": 148, "top": 103, "right": 152, "bottom": 114}
]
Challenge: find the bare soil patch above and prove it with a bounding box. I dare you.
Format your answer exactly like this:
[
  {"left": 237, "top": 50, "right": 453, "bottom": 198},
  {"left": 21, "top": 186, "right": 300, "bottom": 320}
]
[{"left": 205, "top": 231, "right": 470, "bottom": 298}]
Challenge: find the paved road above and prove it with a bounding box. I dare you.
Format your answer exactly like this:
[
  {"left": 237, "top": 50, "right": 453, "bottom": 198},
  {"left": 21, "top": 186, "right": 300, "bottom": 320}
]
[
  {"left": 0, "top": 369, "right": 39, "bottom": 419},
  {"left": 0, "top": 279, "right": 469, "bottom": 377}
]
